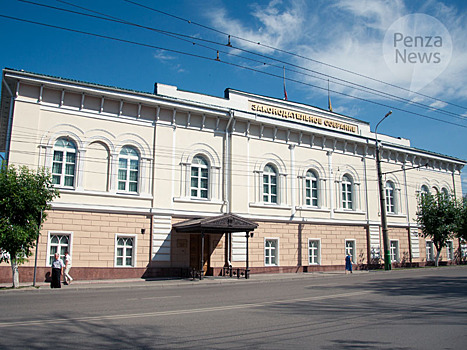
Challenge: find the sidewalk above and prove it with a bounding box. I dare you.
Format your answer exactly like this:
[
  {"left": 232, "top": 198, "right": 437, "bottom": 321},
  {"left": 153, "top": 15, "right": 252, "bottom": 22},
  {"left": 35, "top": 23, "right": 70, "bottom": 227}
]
[{"left": 1, "top": 270, "right": 370, "bottom": 291}]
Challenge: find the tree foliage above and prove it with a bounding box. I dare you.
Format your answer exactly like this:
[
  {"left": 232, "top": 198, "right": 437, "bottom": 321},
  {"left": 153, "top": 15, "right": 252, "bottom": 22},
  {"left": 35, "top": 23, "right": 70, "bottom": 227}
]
[
  {"left": 416, "top": 192, "right": 459, "bottom": 266},
  {"left": 0, "top": 164, "right": 59, "bottom": 287},
  {"left": 456, "top": 195, "right": 467, "bottom": 242}
]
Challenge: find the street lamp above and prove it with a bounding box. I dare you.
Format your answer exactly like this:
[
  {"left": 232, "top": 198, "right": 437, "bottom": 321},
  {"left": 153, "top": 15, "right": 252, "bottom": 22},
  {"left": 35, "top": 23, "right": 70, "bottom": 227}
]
[{"left": 375, "top": 111, "right": 392, "bottom": 271}]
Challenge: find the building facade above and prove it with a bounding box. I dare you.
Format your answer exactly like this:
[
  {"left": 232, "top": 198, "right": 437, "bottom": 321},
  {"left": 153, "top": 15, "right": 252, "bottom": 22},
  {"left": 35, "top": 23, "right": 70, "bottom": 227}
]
[{"left": 0, "top": 68, "right": 465, "bottom": 283}]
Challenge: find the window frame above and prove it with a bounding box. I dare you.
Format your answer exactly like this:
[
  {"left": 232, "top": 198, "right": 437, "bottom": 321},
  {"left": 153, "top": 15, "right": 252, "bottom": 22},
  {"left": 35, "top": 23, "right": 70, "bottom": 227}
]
[
  {"left": 345, "top": 239, "right": 356, "bottom": 263},
  {"left": 305, "top": 170, "right": 319, "bottom": 207},
  {"left": 308, "top": 239, "right": 321, "bottom": 265},
  {"left": 385, "top": 181, "right": 396, "bottom": 214},
  {"left": 264, "top": 238, "right": 279, "bottom": 266},
  {"left": 263, "top": 164, "right": 278, "bottom": 204},
  {"left": 446, "top": 241, "right": 454, "bottom": 261},
  {"left": 390, "top": 240, "right": 399, "bottom": 262},
  {"left": 341, "top": 175, "right": 353, "bottom": 210},
  {"left": 118, "top": 146, "right": 140, "bottom": 194},
  {"left": 114, "top": 234, "right": 137, "bottom": 267},
  {"left": 420, "top": 185, "right": 430, "bottom": 196},
  {"left": 190, "top": 155, "right": 210, "bottom": 200},
  {"left": 46, "top": 231, "right": 73, "bottom": 267},
  {"left": 426, "top": 241, "right": 435, "bottom": 261},
  {"left": 51, "top": 138, "right": 77, "bottom": 188}
]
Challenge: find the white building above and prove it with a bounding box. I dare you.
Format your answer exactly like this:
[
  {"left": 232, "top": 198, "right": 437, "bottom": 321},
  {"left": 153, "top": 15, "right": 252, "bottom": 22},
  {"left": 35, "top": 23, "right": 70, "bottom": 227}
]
[{"left": 0, "top": 68, "right": 464, "bottom": 282}]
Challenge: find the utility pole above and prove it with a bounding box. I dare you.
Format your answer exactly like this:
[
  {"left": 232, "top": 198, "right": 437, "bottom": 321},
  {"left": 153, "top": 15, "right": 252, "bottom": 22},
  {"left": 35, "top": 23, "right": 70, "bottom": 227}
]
[{"left": 375, "top": 111, "right": 392, "bottom": 271}]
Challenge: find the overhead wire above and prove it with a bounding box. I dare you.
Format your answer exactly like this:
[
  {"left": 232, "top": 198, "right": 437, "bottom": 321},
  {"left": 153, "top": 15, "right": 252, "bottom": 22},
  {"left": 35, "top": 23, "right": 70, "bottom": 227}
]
[
  {"left": 15, "top": 0, "right": 466, "bottom": 123},
  {"left": 1, "top": 12, "right": 466, "bottom": 130},
  {"left": 122, "top": 0, "right": 467, "bottom": 112}
]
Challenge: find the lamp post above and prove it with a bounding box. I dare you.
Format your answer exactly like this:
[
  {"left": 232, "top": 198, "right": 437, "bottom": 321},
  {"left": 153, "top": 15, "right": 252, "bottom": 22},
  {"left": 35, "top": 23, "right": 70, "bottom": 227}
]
[{"left": 375, "top": 111, "right": 392, "bottom": 271}]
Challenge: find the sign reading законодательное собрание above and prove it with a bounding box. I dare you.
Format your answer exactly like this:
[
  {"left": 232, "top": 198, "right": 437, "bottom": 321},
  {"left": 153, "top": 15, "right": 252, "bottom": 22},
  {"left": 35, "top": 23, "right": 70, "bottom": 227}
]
[{"left": 249, "top": 102, "right": 358, "bottom": 134}]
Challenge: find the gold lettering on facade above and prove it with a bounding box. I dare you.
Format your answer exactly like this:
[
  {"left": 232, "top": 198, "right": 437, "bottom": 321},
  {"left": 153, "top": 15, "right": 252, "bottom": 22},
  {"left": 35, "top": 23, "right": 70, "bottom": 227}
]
[{"left": 249, "top": 102, "right": 357, "bottom": 134}]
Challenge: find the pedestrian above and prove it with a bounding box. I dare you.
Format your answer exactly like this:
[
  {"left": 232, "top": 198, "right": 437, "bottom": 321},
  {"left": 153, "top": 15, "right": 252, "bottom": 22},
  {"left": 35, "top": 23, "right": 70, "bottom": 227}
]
[
  {"left": 345, "top": 254, "right": 353, "bottom": 274},
  {"left": 51, "top": 252, "right": 64, "bottom": 288},
  {"left": 63, "top": 251, "right": 73, "bottom": 285}
]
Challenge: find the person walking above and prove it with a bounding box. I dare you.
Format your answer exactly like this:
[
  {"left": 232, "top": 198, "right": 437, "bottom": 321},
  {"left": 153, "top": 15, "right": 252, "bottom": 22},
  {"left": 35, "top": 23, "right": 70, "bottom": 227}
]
[
  {"left": 63, "top": 251, "right": 73, "bottom": 285},
  {"left": 345, "top": 254, "right": 353, "bottom": 274},
  {"left": 51, "top": 253, "right": 64, "bottom": 288}
]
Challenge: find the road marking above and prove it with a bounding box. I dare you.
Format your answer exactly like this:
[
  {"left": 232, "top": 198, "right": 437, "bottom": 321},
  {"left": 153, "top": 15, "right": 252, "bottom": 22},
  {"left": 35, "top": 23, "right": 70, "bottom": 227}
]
[
  {"left": 0, "top": 291, "right": 369, "bottom": 328},
  {"left": 126, "top": 296, "right": 181, "bottom": 301}
]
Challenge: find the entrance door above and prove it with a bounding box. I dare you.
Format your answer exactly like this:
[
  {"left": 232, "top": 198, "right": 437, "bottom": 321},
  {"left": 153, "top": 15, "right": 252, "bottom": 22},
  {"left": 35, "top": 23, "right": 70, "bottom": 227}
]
[{"left": 189, "top": 234, "right": 210, "bottom": 275}]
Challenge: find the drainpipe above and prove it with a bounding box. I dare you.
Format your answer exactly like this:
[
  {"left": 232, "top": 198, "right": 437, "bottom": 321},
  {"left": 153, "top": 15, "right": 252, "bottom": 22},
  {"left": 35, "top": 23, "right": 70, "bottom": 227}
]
[
  {"left": 403, "top": 163, "right": 412, "bottom": 264},
  {"left": 290, "top": 145, "right": 296, "bottom": 217},
  {"left": 327, "top": 151, "right": 334, "bottom": 218},
  {"left": 224, "top": 110, "right": 234, "bottom": 214},
  {"left": 224, "top": 111, "right": 234, "bottom": 268},
  {"left": 3, "top": 77, "right": 15, "bottom": 165},
  {"left": 148, "top": 107, "right": 159, "bottom": 266}
]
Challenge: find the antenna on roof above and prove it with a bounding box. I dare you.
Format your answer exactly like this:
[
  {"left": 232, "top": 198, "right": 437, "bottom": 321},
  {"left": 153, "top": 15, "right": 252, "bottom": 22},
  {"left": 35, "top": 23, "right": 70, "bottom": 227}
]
[{"left": 328, "top": 79, "right": 333, "bottom": 112}]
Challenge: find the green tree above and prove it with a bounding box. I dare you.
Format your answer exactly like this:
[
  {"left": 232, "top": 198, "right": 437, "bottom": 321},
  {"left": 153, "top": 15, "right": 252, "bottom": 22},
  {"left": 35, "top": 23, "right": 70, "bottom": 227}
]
[
  {"left": 456, "top": 195, "right": 467, "bottom": 241},
  {"left": 454, "top": 195, "right": 467, "bottom": 263},
  {"left": 416, "top": 192, "right": 459, "bottom": 267},
  {"left": 0, "top": 164, "right": 59, "bottom": 287}
]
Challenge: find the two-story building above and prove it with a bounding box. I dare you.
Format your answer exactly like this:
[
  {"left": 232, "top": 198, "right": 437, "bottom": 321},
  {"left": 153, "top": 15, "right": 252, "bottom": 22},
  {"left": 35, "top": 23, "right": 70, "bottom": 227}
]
[{"left": 0, "top": 68, "right": 464, "bottom": 283}]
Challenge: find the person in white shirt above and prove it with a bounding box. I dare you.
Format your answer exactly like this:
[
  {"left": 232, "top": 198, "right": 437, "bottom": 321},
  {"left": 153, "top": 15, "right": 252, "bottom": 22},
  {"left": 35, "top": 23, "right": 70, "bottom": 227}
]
[
  {"left": 64, "top": 251, "right": 73, "bottom": 285},
  {"left": 51, "top": 253, "right": 64, "bottom": 288}
]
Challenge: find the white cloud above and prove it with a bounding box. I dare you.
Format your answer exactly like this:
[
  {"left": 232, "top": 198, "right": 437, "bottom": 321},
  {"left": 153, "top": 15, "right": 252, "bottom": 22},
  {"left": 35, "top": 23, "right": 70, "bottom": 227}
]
[
  {"left": 206, "top": 0, "right": 467, "bottom": 104},
  {"left": 429, "top": 101, "right": 448, "bottom": 109},
  {"left": 153, "top": 50, "right": 177, "bottom": 61},
  {"left": 206, "top": 0, "right": 307, "bottom": 53}
]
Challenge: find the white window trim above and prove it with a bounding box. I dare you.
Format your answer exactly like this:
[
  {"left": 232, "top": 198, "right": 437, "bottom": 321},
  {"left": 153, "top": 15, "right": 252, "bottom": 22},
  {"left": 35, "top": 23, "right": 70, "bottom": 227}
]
[
  {"left": 308, "top": 238, "right": 321, "bottom": 265},
  {"left": 345, "top": 239, "right": 356, "bottom": 263},
  {"left": 425, "top": 240, "right": 435, "bottom": 261},
  {"left": 264, "top": 237, "right": 279, "bottom": 267},
  {"left": 390, "top": 239, "right": 400, "bottom": 262},
  {"left": 190, "top": 155, "right": 210, "bottom": 200},
  {"left": 263, "top": 165, "right": 279, "bottom": 204},
  {"left": 341, "top": 175, "right": 354, "bottom": 210},
  {"left": 385, "top": 181, "right": 396, "bottom": 214},
  {"left": 305, "top": 170, "right": 319, "bottom": 208},
  {"left": 46, "top": 231, "right": 73, "bottom": 267},
  {"left": 52, "top": 140, "right": 77, "bottom": 189},
  {"left": 117, "top": 147, "right": 140, "bottom": 194},
  {"left": 446, "top": 240, "right": 454, "bottom": 261},
  {"left": 114, "top": 234, "right": 137, "bottom": 267}
]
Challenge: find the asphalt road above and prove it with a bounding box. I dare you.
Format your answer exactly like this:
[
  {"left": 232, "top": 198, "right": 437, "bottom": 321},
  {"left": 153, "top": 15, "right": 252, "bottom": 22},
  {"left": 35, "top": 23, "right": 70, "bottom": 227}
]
[{"left": 1, "top": 267, "right": 466, "bottom": 349}]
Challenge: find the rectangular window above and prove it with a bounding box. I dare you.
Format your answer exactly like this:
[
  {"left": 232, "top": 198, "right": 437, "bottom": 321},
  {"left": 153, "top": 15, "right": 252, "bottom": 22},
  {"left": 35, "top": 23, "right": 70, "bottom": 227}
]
[
  {"left": 265, "top": 239, "right": 278, "bottom": 266},
  {"left": 48, "top": 232, "right": 71, "bottom": 266},
  {"left": 390, "top": 240, "right": 399, "bottom": 262},
  {"left": 426, "top": 241, "right": 434, "bottom": 261},
  {"left": 461, "top": 243, "right": 467, "bottom": 259},
  {"left": 345, "top": 240, "right": 356, "bottom": 263},
  {"left": 115, "top": 235, "right": 136, "bottom": 267},
  {"left": 308, "top": 239, "right": 320, "bottom": 265},
  {"left": 446, "top": 241, "right": 454, "bottom": 261}
]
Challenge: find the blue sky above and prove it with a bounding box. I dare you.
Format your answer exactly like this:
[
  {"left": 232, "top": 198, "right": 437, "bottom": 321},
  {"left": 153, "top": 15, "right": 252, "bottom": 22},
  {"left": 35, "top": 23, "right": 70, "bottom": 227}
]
[{"left": 1, "top": 0, "right": 466, "bottom": 194}]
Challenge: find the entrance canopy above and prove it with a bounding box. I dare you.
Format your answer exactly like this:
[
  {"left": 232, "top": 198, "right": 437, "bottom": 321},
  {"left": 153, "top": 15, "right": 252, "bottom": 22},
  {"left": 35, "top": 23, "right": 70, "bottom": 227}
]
[
  {"left": 173, "top": 213, "right": 258, "bottom": 234},
  {"left": 173, "top": 213, "right": 257, "bottom": 280}
]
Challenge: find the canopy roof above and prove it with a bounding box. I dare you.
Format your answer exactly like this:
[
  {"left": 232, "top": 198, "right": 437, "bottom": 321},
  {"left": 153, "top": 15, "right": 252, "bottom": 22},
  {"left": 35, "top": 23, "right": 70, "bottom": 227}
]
[{"left": 173, "top": 213, "right": 258, "bottom": 234}]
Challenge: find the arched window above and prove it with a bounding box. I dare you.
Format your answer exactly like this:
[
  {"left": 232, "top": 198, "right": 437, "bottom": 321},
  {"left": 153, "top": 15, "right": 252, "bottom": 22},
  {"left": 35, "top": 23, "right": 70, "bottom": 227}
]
[
  {"left": 118, "top": 146, "right": 139, "bottom": 193},
  {"left": 420, "top": 185, "right": 429, "bottom": 196},
  {"left": 341, "top": 175, "right": 353, "bottom": 209},
  {"left": 441, "top": 187, "right": 449, "bottom": 197},
  {"left": 263, "top": 164, "right": 278, "bottom": 204},
  {"left": 305, "top": 170, "right": 318, "bottom": 207},
  {"left": 385, "top": 181, "right": 395, "bottom": 214},
  {"left": 191, "top": 155, "right": 209, "bottom": 199},
  {"left": 52, "top": 138, "right": 76, "bottom": 187}
]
